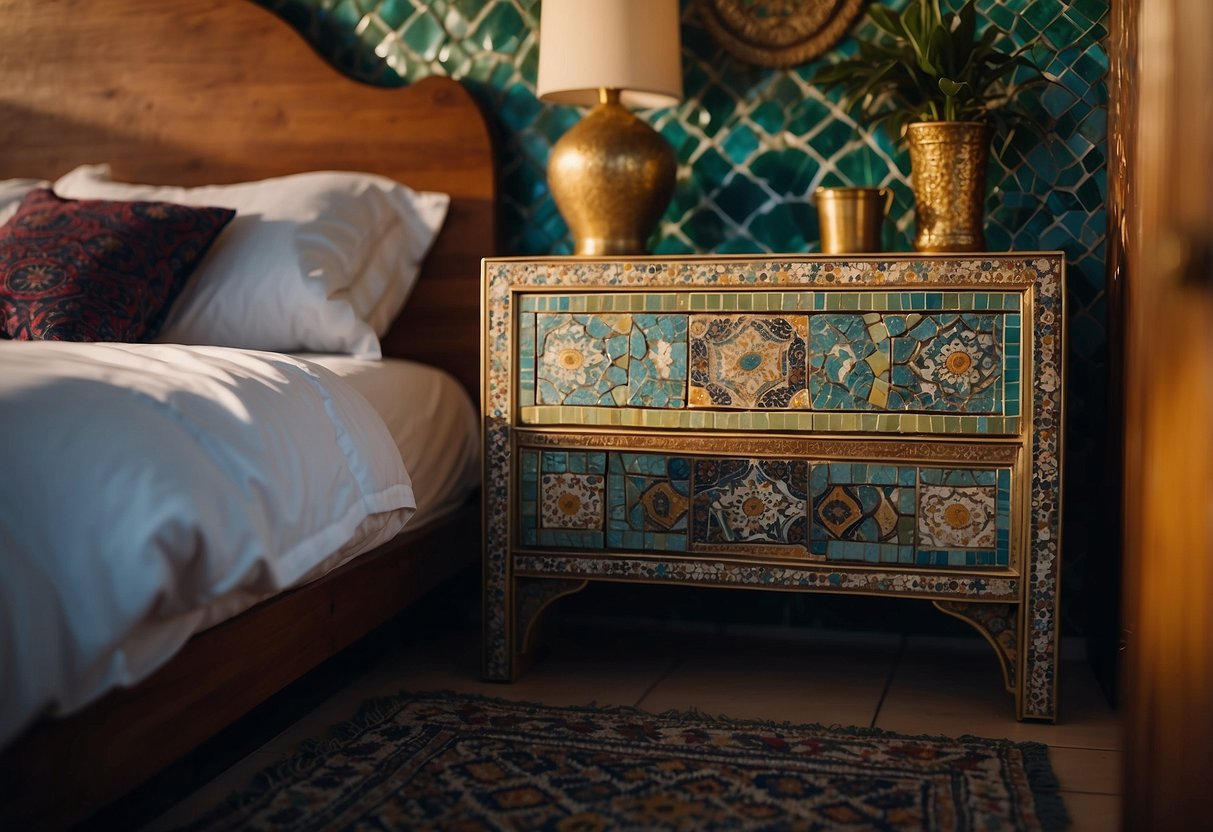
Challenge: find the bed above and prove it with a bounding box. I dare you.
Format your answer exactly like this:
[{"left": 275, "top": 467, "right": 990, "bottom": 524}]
[{"left": 0, "top": 0, "right": 496, "bottom": 826}]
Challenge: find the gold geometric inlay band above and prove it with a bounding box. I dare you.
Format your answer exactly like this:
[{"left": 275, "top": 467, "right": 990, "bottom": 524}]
[{"left": 517, "top": 429, "right": 1022, "bottom": 465}]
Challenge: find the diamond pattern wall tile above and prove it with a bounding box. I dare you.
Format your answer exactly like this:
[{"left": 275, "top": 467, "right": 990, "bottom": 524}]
[{"left": 255, "top": 0, "right": 1109, "bottom": 626}]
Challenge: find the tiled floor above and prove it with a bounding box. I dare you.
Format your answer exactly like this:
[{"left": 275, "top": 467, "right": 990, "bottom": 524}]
[{"left": 142, "top": 593, "right": 1121, "bottom": 831}]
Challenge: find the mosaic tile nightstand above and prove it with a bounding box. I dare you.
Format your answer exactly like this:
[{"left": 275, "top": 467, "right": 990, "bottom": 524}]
[{"left": 482, "top": 254, "right": 1064, "bottom": 721}]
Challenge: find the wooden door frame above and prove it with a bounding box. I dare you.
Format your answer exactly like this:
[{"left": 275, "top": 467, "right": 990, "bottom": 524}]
[{"left": 1112, "top": 0, "right": 1213, "bottom": 828}]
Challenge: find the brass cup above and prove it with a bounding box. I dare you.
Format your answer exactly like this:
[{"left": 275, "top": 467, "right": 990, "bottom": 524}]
[{"left": 813, "top": 187, "right": 892, "bottom": 254}]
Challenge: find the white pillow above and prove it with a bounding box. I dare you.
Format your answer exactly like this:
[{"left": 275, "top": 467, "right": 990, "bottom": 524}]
[
  {"left": 0, "top": 179, "right": 50, "bottom": 225},
  {"left": 53, "top": 165, "right": 449, "bottom": 357}
]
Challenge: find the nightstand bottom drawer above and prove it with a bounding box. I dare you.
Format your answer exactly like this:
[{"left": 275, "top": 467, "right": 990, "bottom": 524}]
[{"left": 518, "top": 445, "right": 1016, "bottom": 570}]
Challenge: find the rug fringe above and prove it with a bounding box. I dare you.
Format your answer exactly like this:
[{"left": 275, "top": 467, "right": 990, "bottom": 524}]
[{"left": 1018, "top": 740, "right": 1071, "bottom": 832}]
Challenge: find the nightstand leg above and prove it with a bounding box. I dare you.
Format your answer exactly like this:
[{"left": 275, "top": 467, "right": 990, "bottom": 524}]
[
  {"left": 933, "top": 600, "right": 1022, "bottom": 708},
  {"left": 513, "top": 577, "right": 589, "bottom": 671}
]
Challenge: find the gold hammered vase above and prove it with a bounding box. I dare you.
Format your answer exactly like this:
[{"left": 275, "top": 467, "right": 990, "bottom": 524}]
[
  {"left": 906, "top": 121, "right": 991, "bottom": 252},
  {"left": 547, "top": 90, "right": 676, "bottom": 256}
]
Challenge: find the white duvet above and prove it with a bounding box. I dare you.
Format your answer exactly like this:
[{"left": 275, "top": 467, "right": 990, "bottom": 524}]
[{"left": 0, "top": 342, "right": 417, "bottom": 747}]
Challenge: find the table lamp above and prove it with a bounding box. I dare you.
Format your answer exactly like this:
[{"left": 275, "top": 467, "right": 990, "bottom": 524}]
[{"left": 537, "top": 0, "right": 682, "bottom": 256}]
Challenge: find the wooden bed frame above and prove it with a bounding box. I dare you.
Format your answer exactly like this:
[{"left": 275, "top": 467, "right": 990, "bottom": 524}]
[{"left": 0, "top": 0, "right": 496, "bottom": 826}]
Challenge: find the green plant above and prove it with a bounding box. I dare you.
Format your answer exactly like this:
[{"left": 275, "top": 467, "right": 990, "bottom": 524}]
[{"left": 812, "top": 0, "right": 1048, "bottom": 147}]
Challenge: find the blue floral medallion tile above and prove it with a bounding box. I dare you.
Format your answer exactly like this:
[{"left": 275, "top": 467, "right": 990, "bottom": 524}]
[
  {"left": 689, "top": 315, "right": 808, "bottom": 408},
  {"left": 607, "top": 453, "right": 691, "bottom": 552},
  {"left": 905, "top": 314, "right": 1005, "bottom": 412},
  {"left": 535, "top": 313, "right": 630, "bottom": 406},
  {"left": 691, "top": 458, "right": 809, "bottom": 552},
  {"left": 809, "top": 312, "right": 1006, "bottom": 413},
  {"left": 533, "top": 313, "right": 687, "bottom": 407}
]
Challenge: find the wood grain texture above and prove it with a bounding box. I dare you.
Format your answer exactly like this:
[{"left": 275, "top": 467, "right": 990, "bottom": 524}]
[
  {"left": 1118, "top": 0, "right": 1213, "bottom": 828},
  {"left": 0, "top": 0, "right": 498, "bottom": 395},
  {"left": 0, "top": 0, "right": 495, "bottom": 826}
]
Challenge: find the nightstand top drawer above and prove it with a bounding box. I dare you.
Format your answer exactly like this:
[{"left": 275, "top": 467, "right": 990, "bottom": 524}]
[{"left": 486, "top": 254, "right": 1062, "bottom": 439}]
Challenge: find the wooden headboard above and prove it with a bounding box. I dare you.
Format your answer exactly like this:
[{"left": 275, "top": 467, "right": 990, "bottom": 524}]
[{"left": 0, "top": 0, "right": 497, "bottom": 397}]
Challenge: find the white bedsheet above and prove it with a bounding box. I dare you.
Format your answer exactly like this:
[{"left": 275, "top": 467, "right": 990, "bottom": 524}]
[
  {"left": 0, "top": 342, "right": 417, "bottom": 747},
  {"left": 298, "top": 355, "right": 479, "bottom": 526}
]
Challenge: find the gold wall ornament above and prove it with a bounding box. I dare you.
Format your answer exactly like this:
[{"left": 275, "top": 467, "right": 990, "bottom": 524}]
[
  {"left": 547, "top": 89, "right": 677, "bottom": 256},
  {"left": 695, "top": 0, "right": 866, "bottom": 67},
  {"left": 907, "top": 121, "right": 991, "bottom": 252}
]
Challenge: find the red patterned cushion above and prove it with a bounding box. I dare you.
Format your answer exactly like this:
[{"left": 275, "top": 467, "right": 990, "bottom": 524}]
[{"left": 0, "top": 188, "right": 234, "bottom": 341}]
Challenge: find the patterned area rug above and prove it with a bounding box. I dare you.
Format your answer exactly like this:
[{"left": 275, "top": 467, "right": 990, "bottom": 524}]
[{"left": 182, "top": 691, "right": 1067, "bottom": 831}]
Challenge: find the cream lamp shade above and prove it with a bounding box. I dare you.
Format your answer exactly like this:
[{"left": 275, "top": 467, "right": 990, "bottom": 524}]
[{"left": 536, "top": 0, "right": 682, "bottom": 110}]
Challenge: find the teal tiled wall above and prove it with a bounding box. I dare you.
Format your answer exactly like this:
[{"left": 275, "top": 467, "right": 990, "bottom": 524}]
[{"left": 255, "top": 0, "right": 1110, "bottom": 632}]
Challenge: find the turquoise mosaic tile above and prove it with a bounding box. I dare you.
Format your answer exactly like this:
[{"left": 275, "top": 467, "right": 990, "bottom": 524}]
[
  {"left": 534, "top": 313, "right": 630, "bottom": 406},
  {"left": 809, "top": 312, "right": 1006, "bottom": 413},
  {"left": 518, "top": 310, "right": 535, "bottom": 406},
  {"left": 628, "top": 314, "right": 689, "bottom": 408},
  {"left": 810, "top": 463, "right": 916, "bottom": 564},
  {"left": 519, "top": 448, "right": 539, "bottom": 546},
  {"left": 520, "top": 449, "right": 607, "bottom": 549},
  {"left": 531, "top": 312, "right": 688, "bottom": 407},
  {"left": 606, "top": 454, "right": 690, "bottom": 552}
]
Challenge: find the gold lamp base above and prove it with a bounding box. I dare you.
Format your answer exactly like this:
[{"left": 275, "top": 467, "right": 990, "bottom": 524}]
[{"left": 547, "top": 89, "right": 677, "bottom": 256}]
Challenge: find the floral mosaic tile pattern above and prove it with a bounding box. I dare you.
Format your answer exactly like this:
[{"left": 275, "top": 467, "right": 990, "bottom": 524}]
[
  {"left": 540, "top": 472, "right": 602, "bottom": 530},
  {"left": 919, "top": 485, "right": 996, "bottom": 550},
  {"left": 606, "top": 454, "right": 691, "bottom": 552},
  {"left": 692, "top": 458, "right": 810, "bottom": 551},
  {"left": 531, "top": 313, "right": 687, "bottom": 408},
  {"left": 627, "top": 315, "right": 688, "bottom": 408},
  {"left": 688, "top": 315, "right": 808, "bottom": 408},
  {"left": 524, "top": 449, "right": 1012, "bottom": 570},
  {"left": 519, "top": 449, "right": 606, "bottom": 549},
  {"left": 808, "top": 312, "right": 1010, "bottom": 413},
  {"left": 534, "top": 313, "right": 629, "bottom": 406},
  {"left": 519, "top": 294, "right": 1020, "bottom": 423},
  {"left": 917, "top": 467, "right": 1013, "bottom": 567}
]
